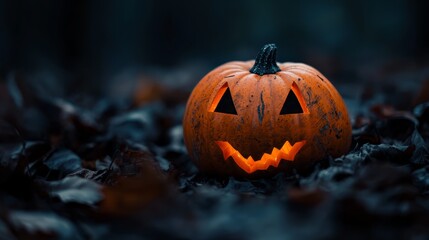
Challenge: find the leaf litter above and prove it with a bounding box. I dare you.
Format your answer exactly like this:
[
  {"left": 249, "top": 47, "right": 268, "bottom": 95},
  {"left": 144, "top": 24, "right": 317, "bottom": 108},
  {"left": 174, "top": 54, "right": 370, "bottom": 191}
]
[{"left": 0, "top": 71, "right": 428, "bottom": 240}]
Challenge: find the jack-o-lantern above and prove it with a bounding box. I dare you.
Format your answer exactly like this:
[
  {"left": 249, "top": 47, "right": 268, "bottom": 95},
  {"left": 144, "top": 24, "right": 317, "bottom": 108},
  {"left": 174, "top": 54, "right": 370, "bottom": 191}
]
[{"left": 183, "top": 44, "right": 352, "bottom": 177}]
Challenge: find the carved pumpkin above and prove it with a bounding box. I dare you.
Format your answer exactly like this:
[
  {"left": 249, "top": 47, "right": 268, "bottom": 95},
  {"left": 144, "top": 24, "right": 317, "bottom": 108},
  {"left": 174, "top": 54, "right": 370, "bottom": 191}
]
[{"left": 183, "top": 44, "right": 352, "bottom": 177}]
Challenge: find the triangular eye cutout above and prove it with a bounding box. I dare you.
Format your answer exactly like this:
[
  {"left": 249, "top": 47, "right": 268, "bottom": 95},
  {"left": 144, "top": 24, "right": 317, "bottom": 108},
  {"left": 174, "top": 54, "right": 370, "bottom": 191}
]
[
  {"left": 280, "top": 85, "right": 307, "bottom": 115},
  {"left": 209, "top": 83, "right": 237, "bottom": 115}
]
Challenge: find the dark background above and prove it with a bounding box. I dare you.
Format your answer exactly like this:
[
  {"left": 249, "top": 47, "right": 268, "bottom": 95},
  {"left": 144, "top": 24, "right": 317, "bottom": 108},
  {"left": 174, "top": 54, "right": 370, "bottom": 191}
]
[
  {"left": 1, "top": 1, "right": 429, "bottom": 239},
  {"left": 1, "top": 0, "right": 429, "bottom": 94}
]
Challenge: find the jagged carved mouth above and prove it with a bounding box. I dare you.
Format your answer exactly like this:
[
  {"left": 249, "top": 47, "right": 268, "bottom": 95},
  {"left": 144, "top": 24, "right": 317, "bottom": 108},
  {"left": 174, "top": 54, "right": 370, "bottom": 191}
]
[{"left": 216, "top": 140, "right": 306, "bottom": 174}]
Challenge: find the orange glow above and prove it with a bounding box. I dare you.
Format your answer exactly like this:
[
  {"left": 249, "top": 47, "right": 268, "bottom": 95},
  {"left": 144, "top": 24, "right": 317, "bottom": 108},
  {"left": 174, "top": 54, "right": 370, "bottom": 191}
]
[
  {"left": 216, "top": 140, "right": 306, "bottom": 174},
  {"left": 291, "top": 83, "right": 309, "bottom": 114},
  {"left": 208, "top": 83, "right": 228, "bottom": 112}
]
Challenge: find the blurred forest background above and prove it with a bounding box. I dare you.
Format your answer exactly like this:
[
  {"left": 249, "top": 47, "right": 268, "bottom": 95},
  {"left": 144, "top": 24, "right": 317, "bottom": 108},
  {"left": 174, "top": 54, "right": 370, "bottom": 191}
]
[{"left": 0, "top": 0, "right": 428, "bottom": 99}]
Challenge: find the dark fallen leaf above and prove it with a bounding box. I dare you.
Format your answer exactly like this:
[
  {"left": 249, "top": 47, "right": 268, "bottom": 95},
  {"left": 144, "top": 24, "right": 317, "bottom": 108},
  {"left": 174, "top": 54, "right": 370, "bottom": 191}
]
[
  {"left": 406, "top": 130, "right": 429, "bottom": 166},
  {"left": 41, "top": 149, "right": 82, "bottom": 179},
  {"left": 108, "top": 104, "right": 163, "bottom": 143},
  {"left": 376, "top": 117, "right": 417, "bottom": 143},
  {"left": 413, "top": 102, "right": 429, "bottom": 141},
  {"left": 91, "top": 98, "right": 131, "bottom": 122},
  {"left": 39, "top": 176, "right": 103, "bottom": 205},
  {"left": 361, "top": 143, "right": 412, "bottom": 165},
  {"left": 101, "top": 175, "right": 171, "bottom": 216},
  {"left": 0, "top": 141, "right": 51, "bottom": 179},
  {"left": 95, "top": 156, "right": 116, "bottom": 171},
  {"left": 315, "top": 166, "right": 354, "bottom": 184},
  {"left": 96, "top": 139, "right": 173, "bottom": 215},
  {"left": 114, "top": 140, "right": 160, "bottom": 176},
  {"left": 303, "top": 143, "right": 413, "bottom": 190},
  {"left": 352, "top": 123, "right": 381, "bottom": 146},
  {"left": 77, "top": 138, "right": 115, "bottom": 164},
  {"left": 68, "top": 168, "right": 110, "bottom": 183},
  {"left": 20, "top": 141, "right": 52, "bottom": 162},
  {"left": 371, "top": 104, "right": 416, "bottom": 121},
  {"left": 8, "top": 211, "right": 80, "bottom": 240},
  {"left": 50, "top": 98, "right": 102, "bottom": 137},
  {"left": 413, "top": 102, "right": 429, "bottom": 124}
]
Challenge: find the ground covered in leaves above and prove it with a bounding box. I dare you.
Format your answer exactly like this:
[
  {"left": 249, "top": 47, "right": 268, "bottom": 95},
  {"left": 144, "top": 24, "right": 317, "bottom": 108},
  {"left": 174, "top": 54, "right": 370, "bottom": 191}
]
[{"left": 0, "top": 66, "right": 429, "bottom": 240}]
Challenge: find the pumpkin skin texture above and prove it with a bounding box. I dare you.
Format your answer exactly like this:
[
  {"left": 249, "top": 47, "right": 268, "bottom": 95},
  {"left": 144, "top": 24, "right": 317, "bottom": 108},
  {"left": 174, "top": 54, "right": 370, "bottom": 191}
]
[{"left": 183, "top": 44, "right": 352, "bottom": 178}]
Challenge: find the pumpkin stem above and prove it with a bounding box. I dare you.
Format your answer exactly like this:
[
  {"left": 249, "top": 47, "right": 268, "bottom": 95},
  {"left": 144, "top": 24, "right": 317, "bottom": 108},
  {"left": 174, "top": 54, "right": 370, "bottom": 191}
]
[{"left": 250, "top": 44, "right": 281, "bottom": 76}]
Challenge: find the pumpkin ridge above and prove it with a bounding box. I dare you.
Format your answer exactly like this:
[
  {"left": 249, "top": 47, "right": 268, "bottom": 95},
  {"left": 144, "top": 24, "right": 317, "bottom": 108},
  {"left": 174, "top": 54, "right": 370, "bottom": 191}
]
[
  {"left": 279, "top": 68, "right": 340, "bottom": 98},
  {"left": 219, "top": 69, "right": 248, "bottom": 80},
  {"left": 283, "top": 68, "right": 345, "bottom": 104}
]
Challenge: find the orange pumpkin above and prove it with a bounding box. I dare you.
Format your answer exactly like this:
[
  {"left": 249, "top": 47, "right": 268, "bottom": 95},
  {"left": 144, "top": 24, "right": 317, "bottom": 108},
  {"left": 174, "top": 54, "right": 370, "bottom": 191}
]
[{"left": 183, "top": 44, "right": 352, "bottom": 177}]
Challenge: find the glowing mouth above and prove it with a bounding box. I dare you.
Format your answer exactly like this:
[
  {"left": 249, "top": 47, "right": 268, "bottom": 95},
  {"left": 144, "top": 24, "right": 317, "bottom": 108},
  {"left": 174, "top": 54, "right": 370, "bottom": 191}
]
[{"left": 216, "top": 140, "right": 306, "bottom": 174}]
